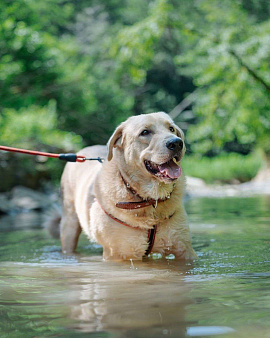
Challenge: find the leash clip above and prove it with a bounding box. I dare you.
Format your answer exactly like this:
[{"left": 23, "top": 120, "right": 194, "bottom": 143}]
[{"left": 84, "top": 157, "right": 105, "bottom": 163}]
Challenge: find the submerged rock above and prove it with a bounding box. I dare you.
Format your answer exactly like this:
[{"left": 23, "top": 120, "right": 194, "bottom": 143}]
[
  {"left": 1, "top": 186, "right": 56, "bottom": 214},
  {"left": 10, "top": 186, "right": 52, "bottom": 211},
  {"left": 0, "top": 194, "right": 11, "bottom": 214}
]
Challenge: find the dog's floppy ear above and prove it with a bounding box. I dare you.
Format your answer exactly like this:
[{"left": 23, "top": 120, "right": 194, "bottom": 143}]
[{"left": 107, "top": 124, "right": 124, "bottom": 161}]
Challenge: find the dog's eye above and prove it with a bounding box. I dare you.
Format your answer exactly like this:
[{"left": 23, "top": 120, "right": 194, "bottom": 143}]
[
  {"left": 169, "top": 126, "right": 175, "bottom": 133},
  {"left": 140, "top": 129, "right": 150, "bottom": 136}
]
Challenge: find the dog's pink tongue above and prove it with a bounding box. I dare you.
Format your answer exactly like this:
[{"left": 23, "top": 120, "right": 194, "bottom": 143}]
[{"left": 159, "top": 160, "right": 182, "bottom": 179}]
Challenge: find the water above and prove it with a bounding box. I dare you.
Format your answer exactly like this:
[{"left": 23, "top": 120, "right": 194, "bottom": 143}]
[{"left": 0, "top": 196, "right": 269, "bottom": 337}]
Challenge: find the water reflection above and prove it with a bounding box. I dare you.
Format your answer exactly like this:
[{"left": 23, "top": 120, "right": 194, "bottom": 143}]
[
  {"left": 0, "top": 196, "right": 269, "bottom": 337},
  {"left": 69, "top": 259, "right": 192, "bottom": 334},
  {"left": 1, "top": 257, "right": 195, "bottom": 337}
]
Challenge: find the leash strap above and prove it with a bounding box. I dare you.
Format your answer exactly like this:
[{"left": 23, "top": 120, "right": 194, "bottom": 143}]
[{"left": 0, "top": 145, "right": 104, "bottom": 163}]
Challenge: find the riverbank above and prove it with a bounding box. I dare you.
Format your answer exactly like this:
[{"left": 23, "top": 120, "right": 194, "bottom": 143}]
[{"left": 186, "top": 176, "right": 270, "bottom": 198}]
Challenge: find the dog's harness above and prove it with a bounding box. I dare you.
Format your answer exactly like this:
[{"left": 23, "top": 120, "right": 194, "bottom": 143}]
[
  {"left": 98, "top": 175, "right": 175, "bottom": 257},
  {"left": 98, "top": 201, "right": 158, "bottom": 257}
]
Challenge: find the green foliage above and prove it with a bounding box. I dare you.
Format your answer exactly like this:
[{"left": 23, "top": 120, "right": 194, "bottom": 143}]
[
  {"left": 0, "top": 101, "right": 82, "bottom": 151},
  {"left": 0, "top": 0, "right": 133, "bottom": 144},
  {"left": 0, "top": 0, "right": 270, "bottom": 190},
  {"left": 111, "top": 0, "right": 172, "bottom": 84},
  {"left": 173, "top": 0, "right": 270, "bottom": 156},
  {"left": 108, "top": 0, "right": 270, "bottom": 158},
  {"left": 182, "top": 152, "right": 262, "bottom": 183},
  {"left": 0, "top": 102, "right": 82, "bottom": 190}
]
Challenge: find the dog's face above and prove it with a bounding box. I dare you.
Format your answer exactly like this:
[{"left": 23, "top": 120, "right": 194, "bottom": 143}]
[{"left": 108, "top": 112, "right": 186, "bottom": 183}]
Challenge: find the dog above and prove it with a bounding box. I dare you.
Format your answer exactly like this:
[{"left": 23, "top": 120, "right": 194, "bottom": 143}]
[{"left": 51, "top": 112, "right": 197, "bottom": 260}]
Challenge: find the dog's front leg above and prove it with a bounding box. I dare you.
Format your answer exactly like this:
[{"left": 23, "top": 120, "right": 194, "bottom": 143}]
[
  {"left": 172, "top": 241, "right": 197, "bottom": 260},
  {"left": 166, "top": 210, "right": 197, "bottom": 260}
]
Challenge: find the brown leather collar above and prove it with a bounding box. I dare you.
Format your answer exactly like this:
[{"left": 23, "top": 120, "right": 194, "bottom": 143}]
[{"left": 116, "top": 173, "right": 174, "bottom": 210}]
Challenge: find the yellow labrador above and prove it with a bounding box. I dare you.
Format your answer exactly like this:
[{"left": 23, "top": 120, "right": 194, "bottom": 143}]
[{"left": 57, "top": 112, "right": 197, "bottom": 260}]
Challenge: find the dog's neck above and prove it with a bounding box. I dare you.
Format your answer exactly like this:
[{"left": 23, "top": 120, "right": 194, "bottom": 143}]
[
  {"left": 113, "top": 172, "right": 174, "bottom": 209},
  {"left": 118, "top": 167, "right": 176, "bottom": 202}
]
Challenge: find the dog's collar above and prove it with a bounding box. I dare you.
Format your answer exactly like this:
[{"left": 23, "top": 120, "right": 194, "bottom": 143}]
[
  {"left": 97, "top": 199, "right": 157, "bottom": 257},
  {"left": 116, "top": 173, "right": 175, "bottom": 210}
]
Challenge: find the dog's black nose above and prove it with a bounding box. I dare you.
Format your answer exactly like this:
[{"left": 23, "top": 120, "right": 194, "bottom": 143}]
[{"left": 166, "top": 138, "right": 183, "bottom": 151}]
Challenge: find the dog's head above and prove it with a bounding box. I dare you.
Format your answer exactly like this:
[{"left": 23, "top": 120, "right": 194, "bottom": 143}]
[{"left": 107, "top": 112, "right": 186, "bottom": 183}]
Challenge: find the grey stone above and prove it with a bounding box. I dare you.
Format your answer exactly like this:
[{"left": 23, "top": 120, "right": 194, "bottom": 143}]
[
  {"left": 10, "top": 186, "right": 52, "bottom": 211},
  {"left": 0, "top": 193, "right": 11, "bottom": 214}
]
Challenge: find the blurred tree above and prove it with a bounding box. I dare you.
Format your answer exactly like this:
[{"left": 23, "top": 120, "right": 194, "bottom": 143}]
[
  {"left": 241, "top": 0, "right": 270, "bottom": 22},
  {"left": 0, "top": 0, "right": 194, "bottom": 147},
  {"left": 0, "top": 101, "right": 82, "bottom": 191},
  {"left": 66, "top": 0, "right": 193, "bottom": 142},
  {"left": 109, "top": 0, "right": 194, "bottom": 119},
  {"left": 173, "top": 0, "right": 270, "bottom": 178},
  {"left": 111, "top": 0, "right": 270, "bottom": 177},
  {"left": 1, "top": 0, "right": 269, "bottom": 190},
  {"left": 0, "top": 0, "right": 89, "bottom": 189}
]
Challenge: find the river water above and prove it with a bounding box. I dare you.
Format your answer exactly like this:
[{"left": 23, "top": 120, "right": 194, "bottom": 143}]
[{"left": 0, "top": 196, "right": 269, "bottom": 337}]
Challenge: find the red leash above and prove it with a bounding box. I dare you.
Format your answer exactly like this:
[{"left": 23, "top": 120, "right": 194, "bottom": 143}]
[{"left": 0, "top": 145, "right": 104, "bottom": 163}]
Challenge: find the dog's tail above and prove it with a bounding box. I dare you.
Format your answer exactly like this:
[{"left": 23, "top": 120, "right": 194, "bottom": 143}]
[{"left": 43, "top": 205, "right": 62, "bottom": 239}]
